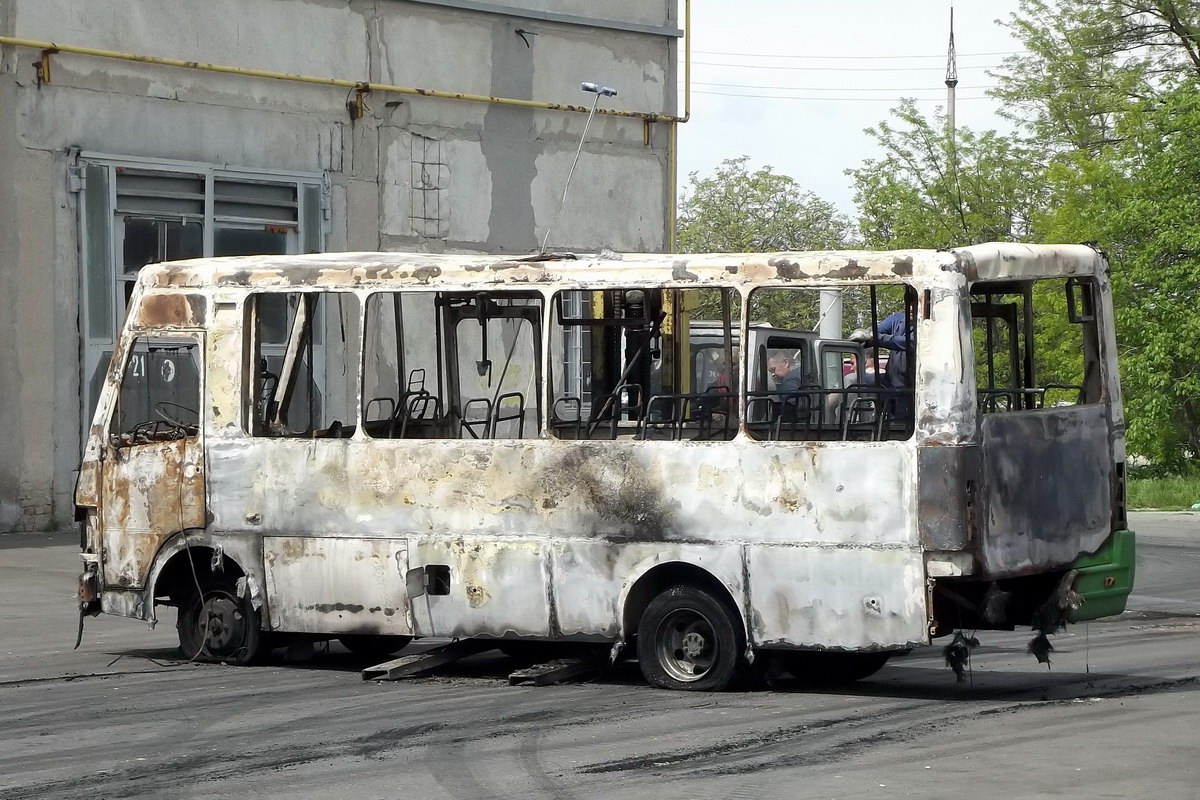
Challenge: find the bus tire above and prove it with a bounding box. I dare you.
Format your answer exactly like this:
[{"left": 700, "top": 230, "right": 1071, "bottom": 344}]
[
  {"left": 338, "top": 634, "right": 412, "bottom": 660},
  {"left": 779, "top": 651, "right": 891, "bottom": 684},
  {"left": 176, "top": 574, "right": 266, "bottom": 666},
  {"left": 637, "top": 584, "right": 743, "bottom": 691}
]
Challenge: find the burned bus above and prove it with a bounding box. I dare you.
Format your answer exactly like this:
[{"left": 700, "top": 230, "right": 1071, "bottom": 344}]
[{"left": 75, "top": 244, "right": 1134, "bottom": 690}]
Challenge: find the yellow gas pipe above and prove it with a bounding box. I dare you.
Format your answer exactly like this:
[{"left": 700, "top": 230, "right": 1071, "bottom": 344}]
[{"left": 0, "top": 0, "right": 690, "bottom": 249}]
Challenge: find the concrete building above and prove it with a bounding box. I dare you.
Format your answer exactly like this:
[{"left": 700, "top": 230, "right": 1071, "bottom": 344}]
[{"left": 0, "top": 0, "right": 683, "bottom": 533}]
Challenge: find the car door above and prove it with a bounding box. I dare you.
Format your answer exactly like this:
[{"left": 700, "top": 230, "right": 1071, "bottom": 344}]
[{"left": 100, "top": 333, "right": 206, "bottom": 589}]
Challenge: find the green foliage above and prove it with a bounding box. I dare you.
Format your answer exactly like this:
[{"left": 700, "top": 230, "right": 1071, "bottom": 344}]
[
  {"left": 680, "top": 0, "right": 1200, "bottom": 469},
  {"left": 1127, "top": 468, "right": 1200, "bottom": 510},
  {"left": 994, "top": 0, "right": 1200, "bottom": 153},
  {"left": 677, "top": 156, "right": 851, "bottom": 253},
  {"left": 679, "top": 157, "right": 865, "bottom": 332},
  {"left": 1002, "top": 0, "right": 1200, "bottom": 467},
  {"left": 677, "top": 159, "right": 910, "bottom": 334},
  {"left": 1042, "top": 84, "right": 1200, "bottom": 467},
  {"left": 836, "top": 1, "right": 1200, "bottom": 469},
  {"left": 743, "top": 285, "right": 907, "bottom": 334},
  {"left": 847, "top": 101, "right": 1047, "bottom": 249}
]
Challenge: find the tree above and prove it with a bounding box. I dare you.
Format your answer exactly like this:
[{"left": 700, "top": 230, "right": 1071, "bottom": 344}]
[
  {"left": 1038, "top": 84, "right": 1200, "bottom": 467},
  {"left": 847, "top": 101, "right": 1047, "bottom": 250},
  {"left": 677, "top": 157, "right": 854, "bottom": 330},
  {"left": 994, "top": 0, "right": 1200, "bottom": 466},
  {"left": 677, "top": 157, "right": 851, "bottom": 253},
  {"left": 992, "top": 0, "right": 1200, "bottom": 156}
]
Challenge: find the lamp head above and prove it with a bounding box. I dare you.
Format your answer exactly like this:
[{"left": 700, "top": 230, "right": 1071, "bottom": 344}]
[{"left": 581, "top": 81, "right": 617, "bottom": 97}]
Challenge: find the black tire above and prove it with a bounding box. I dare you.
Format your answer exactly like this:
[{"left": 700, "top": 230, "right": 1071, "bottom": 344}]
[
  {"left": 637, "top": 584, "right": 744, "bottom": 691},
  {"left": 176, "top": 574, "right": 267, "bottom": 666},
  {"left": 779, "top": 651, "right": 891, "bottom": 684},
  {"left": 338, "top": 634, "right": 412, "bottom": 660}
]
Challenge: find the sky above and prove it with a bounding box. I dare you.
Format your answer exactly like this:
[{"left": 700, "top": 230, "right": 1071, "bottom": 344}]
[{"left": 676, "top": 0, "right": 1026, "bottom": 216}]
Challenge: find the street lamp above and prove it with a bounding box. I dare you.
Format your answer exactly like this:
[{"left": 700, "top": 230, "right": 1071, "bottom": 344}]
[{"left": 540, "top": 81, "right": 619, "bottom": 254}]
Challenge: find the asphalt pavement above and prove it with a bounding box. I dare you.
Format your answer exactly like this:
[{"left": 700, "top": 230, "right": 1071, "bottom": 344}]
[{"left": 1, "top": 512, "right": 1197, "bottom": 800}]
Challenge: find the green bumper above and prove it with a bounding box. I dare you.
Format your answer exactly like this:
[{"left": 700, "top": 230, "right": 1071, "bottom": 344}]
[{"left": 1068, "top": 529, "right": 1136, "bottom": 622}]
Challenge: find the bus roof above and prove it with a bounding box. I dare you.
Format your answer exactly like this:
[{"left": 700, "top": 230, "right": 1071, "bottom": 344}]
[{"left": 139, "top": 242, "right": 1107, "bottom": 291}]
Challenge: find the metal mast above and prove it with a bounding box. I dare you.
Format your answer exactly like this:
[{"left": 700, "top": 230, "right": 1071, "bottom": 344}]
[{"left": 945, "top": 4, "right": 958, "bottom": 141}]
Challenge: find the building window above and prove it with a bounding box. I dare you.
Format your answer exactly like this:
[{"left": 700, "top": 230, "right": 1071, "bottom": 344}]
[{"left": 78, "top": 155, "right": 327, "bottom": 426}]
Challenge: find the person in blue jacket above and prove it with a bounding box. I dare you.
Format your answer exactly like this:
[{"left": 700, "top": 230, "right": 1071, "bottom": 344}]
[{"left": 850, "top": 311, "right": 914, "bottom": 417}]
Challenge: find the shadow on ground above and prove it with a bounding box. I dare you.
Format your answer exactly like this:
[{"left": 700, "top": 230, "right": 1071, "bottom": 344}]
[{"left": 91, "top": 639, "right": 1200, "bottom": 706}]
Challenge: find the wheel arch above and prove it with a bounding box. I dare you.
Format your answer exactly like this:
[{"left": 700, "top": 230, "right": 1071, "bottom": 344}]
[
  {"left": 619, "top": 560, "right": 745, "bottom": 644},
  {"left": 145, "top": 532, "right": 261, "bottom": 622}
]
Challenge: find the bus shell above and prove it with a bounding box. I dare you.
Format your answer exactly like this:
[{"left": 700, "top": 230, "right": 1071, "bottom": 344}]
[{"left": 75, "top": 243, "right": 1135, "bottom": 690}]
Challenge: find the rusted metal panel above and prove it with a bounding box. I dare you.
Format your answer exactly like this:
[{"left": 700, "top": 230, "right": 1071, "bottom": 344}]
[
  {"left": 956, "top": 243, "right": 1106, "bottom": 283},
  {"left": 134, "top": 292, "right": 206, "bottom": 328},
  {"left": 100, "top": 436, "right": 206, "bottom": 588},
  {"left": 915, "top": 283, "right": 978, "bottom": 446},
  {"left": 556, "top": 543, "right": 746, "bottom": 639},
  {"left": 263, "top": 537, "right": 413, "bottom": 635},
  {"left": 1094, "top": 268, "right": 1127, "bottom": 463},
  {"left": 205, "top": 299, "right": 247, "bottom": 433},
  {"left": 139, "top": 531, "right": 268, "bottom": 625},
  {"left": 74, "top": 459, "right": 101, "bottom": 510},
  {"left": 916, "top": 445, "right": 979, "bottom": 551},
  {"left": 206, "top": 438, "right": 916, "bottom": 546},
  {"left": 78, "top": 244, "right": 1122, "bottom": 653},
  {"left": 100, "top": 589, "right": 148, "bottom": 620},
  {"left": 978, "top": 405, "right": 1112, "bottom": 575}
]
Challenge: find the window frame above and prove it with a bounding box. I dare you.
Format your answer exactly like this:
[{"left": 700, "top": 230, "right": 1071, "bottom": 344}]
[
  {"left": 546, "top": 285, "right": 742, "bottom": 442},
  {"left": 243, "top": 289, "right": 360, "bottom": 439},
  {"left": 105, "top": 330, "right": 204, "bottom": 450},
  {"left": 743, "top": 282, "right": 917, "bottom": 443},
  {"left": 969, "top": 276, "right": 1102, "bottom": 414}
]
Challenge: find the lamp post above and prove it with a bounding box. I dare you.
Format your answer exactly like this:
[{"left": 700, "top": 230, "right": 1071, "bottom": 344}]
[{"left": 540, "top": 81, "right": 618, "bottom": 254}]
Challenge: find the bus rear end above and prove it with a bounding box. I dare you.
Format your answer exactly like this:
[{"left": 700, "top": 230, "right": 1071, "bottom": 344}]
[{"left": 924, "top": 246, "right": 1134, "bottom": 640}]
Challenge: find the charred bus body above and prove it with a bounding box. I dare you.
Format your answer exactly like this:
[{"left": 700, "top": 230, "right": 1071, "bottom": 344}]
[{"left": 75, "top": 244, "right": 1134, "bottom": 690}]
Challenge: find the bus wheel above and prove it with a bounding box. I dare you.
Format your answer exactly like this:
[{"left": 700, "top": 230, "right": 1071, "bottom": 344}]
[
  {"left": 637, "top": 584, "right": 742, "bottom": 691},
  {"left": 779, "top": 651, "right": 891, "bottom": 684},
  {"left": 338, "top": 634, "right": 412, "bottom": 660},
  {"left": 177, "top": 575, "right": 266, "bottom": 666}
]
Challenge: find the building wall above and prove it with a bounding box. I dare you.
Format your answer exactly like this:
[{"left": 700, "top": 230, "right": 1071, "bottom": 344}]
[{"left": 0, "top": 0, "right": 679, "bottom": 531}]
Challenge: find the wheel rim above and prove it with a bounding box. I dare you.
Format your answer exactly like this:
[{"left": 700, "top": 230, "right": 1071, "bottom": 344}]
[
  {"left": 655, "top": 607, "right": 719, "bottom": 683},
  {"left": 199, "top": 591, "right": 248, "bottom": 660}
]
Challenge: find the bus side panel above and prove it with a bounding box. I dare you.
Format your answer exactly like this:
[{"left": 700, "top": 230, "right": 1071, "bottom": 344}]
[
  {"left": 979, "top": 405, "right": 1112, "bottom": 576},
  {"left": 205, "top": 438, "right": 918, "bottom": 644},
  {"left": 206, "top": 440, "right": 916, "bottom": 552},
  {"left": 748, "top": 546, "right": 927, "bottom": 650},
  {"left": 409, "top": 538, "right": 550, "bottom": 639},
  {"left": 551, "top": 542, "right": 746, "bottom": 639},
  {"left": 263, "top": 536, "right": 413, "bottom": 636}
]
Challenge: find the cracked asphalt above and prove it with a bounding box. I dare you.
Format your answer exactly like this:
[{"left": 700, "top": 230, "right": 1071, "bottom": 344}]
[{"left": 2, "top": 512, "right": 1197, "bottom": 800}]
